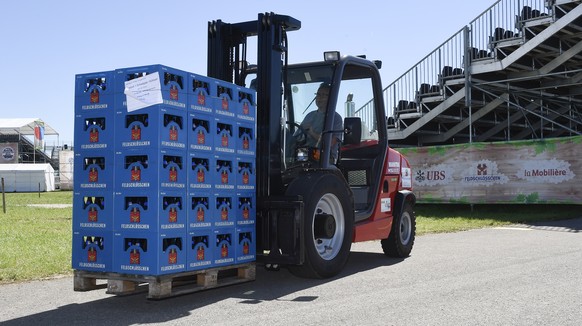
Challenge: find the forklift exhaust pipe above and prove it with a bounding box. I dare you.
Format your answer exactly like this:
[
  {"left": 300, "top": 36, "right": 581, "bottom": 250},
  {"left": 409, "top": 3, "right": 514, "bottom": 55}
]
[{"left": 314, "top": 213, "right": 336, "bottom": 239}]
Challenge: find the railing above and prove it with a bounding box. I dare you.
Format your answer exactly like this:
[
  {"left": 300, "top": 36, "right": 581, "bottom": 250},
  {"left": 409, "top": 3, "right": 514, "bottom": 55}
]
[
  {"left": 469, "top": 0, "right": 550, "bottom": 53},
  {"left": 376, "top": 0, "right": 551, "bottom": 119}
]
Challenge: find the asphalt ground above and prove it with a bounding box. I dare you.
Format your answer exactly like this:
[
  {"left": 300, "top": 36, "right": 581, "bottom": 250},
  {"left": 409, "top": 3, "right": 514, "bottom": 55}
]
[{"left": 1, "top": 218, "right": 581, "bottom": 325}]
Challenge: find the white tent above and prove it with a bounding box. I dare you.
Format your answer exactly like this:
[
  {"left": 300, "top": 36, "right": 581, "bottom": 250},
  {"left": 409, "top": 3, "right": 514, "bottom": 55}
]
[
  {"left": 0, "top": 164, "right": 55, "bottom": 192},
  {"left": 0, "top": 118, "right": 59, "bottom": 136}
]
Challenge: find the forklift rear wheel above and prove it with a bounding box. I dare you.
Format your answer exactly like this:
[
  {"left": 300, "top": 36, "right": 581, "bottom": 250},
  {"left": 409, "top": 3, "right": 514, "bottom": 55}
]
[
  {"left": 381, "top": 202, "right": 415, "bottom": 257},
  {"left": 287, "top": 173, "right": 354, "bottom": 278}
]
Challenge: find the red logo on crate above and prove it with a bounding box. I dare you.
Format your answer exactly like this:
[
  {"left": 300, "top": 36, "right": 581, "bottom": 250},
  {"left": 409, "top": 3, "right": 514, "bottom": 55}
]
[
  {"left": 243, "top": 242, "right": 249, "bottom": 255},
  {"left": 221, "top": 207, "right": 228, "bottom": 221},
  {"left": 87, "top": 248, "right": 97, "bottom": 262},
  {"left": 243, "top": 137, "right": 249, "bottom": 150},
  {"left": 197, "top": 246, "right": 205, "bottom": 260},
  {"left": 197, "top": 91, "right": 205, "bottom": 105},
  {"left": 169, "top": 208, "right": 177, "bottom": 223},
  {"left": 170, "top": 85, "right": 179, "bottom": 100},
  {"left": 169, "top": 126, "right": 178, "bottom": 141},
  {"left": 90, "top": 88, "right": 99, "bottom": 103},
  {"left": 242, "top": 206, "right": 249, "bottom": 220},
  {"left": 169, "top": 167, "right": 177, "bottom": 182},
  {"left": 221, "top": 244, "right": 228, "bottom": 258},
  {"left": 197, "top": 169, "right": 205, "bottom": 183},
  {"left": 242, "top": 102, "right": 249, "bottom": 115},
  {"left": 221, "top": 134, "right": 228, "bottom": 147},
  {"left": 89, "top": 128, "right": 99, "bottom": 143},
  {"left": 131, "top": 125, "right": 141, "bottom": 140},
  {"left": 242, "top": 171, "right": 249, "bottom": 185},
  {"left": 222, "top": 97, "right": 229, "bottom": 111},
  {"left": 130, "top": 207, "right": 141, "bottom": 223},
  {"left": 88, "top": 168, "right": 98, "bottom": 183},
  {"left": 88, "top": 208, "right": 98, "bottom": 222},
  {"left": 197, "top": 130, "right": 205, "bottom": 144},
  {"left": 130, "top": 249, "right": 140, "bottom": 265},
  {"left": 197, "top": 207, "right": 205, "bottom": 222},
  {"left": 168, "top": 249, "right": 177, "bottom": 264},
  {"left": 221, "top": 170, "right": 228, "bottom": 184},
  {"left": 131, "top": 166, "right": 141, "bottom": 182}
]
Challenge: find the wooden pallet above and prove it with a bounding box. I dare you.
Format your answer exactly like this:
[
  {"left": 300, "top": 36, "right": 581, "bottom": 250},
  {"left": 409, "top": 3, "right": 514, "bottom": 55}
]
[{"left": 74, "top": 263, "right": 255, "bottom": 300}]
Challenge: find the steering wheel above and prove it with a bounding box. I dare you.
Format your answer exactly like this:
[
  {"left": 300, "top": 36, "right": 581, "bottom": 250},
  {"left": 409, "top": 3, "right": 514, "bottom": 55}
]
[{"left": 287, "top": 121, "right": 308, "bottom": 145}]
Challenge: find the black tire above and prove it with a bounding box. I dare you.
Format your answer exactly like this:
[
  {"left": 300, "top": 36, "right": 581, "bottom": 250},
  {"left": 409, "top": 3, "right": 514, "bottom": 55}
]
[
  {"left": 286, "top": 173, "right": 354, "bottom": 278},
  {"left": 381, "top": 202, "right": 415, "bottom": 257}
]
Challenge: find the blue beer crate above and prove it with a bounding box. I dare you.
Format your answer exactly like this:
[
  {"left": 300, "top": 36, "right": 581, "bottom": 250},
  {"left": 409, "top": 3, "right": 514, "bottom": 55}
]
[
  {"left": 188, "top": 111, "right": 214, "bottom": 152},
  {"left": 188, "top": 152, "right": 213, "bottom": 192},
  {"left": 213, "top": 228, "right": 236, "bottom": 267},
  {"left": 187, "top": 229, "right": 214, "bottom": 271},
  {"left": 73, "top": 191, "right": 114, "bottom": 231},
  {"left": 113, "top": 191, "right": 186, "bottom": 233},
  {"left": 212, "top": 80, "right": 236, "bottom": 119},
  {"left": 74, "top": 152, "right": 114, "bottom": 191},
  {"left": 113, "top": 230, "right": 188, "bottom": 276},
  {"left": 214, "top": 154, "right": 235, "bottom": 191},
  {"left": 236, "top": 86, "right": 256, "bottom": 122},
  {"left": 236, "top": 227, "right": 256, "bottom": 263},
  {"left": 72, "top": 230, "right": 114, "bottom": 272},
  {"left": 74, "top": 70, "right": 115, "bottom": 114},
  {"left": 188, "top": 73, "right": 215, "bottom": 114},
  {"left": 236, "top": 192, "right": 256, "bottom": 226},
  {"left": 115, "top": 105, "right": 187, "bottom": 151},
  {"left": 213, "top": 116, "right": 236, "bottom": 155},
  {"left": 236, "top": 121, "right": 255, "bottom": 156},
  {"left": 236, "top": 157, "right": 255, "bottom": 191},
  {"left": 74, "top": 108, "right": 115, "bottom": 152},
  {"left": 213, "top": 193, "right": 235, "bottom": 228},
  {"left": 115, "top": 149, "right": 187, "bottom": 192},
  {"left": 188, "top": 193, "right": 213, "bottom": 229},
  {"left": 114, "top": 64, "right": 188, "bottom": 110}
]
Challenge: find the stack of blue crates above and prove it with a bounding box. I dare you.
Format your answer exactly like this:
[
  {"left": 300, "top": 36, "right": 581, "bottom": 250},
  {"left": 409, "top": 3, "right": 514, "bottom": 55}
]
[{"left": 72, "top": 64, "right": 256, "bottom": 276}]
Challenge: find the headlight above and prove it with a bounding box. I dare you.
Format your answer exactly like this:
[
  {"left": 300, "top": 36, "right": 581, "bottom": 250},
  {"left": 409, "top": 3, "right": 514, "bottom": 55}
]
[{"left": 296, "top": 148, "right": 309, "bottom": 161}]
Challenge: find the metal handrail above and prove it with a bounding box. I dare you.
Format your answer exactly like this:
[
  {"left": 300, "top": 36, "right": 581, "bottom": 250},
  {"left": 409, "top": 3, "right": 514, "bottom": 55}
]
[{"left": 375, "top": 0, "right": 550, "bottom": 120}]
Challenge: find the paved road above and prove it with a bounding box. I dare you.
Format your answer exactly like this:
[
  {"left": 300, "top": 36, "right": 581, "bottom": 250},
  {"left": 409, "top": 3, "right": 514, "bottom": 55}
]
[{"left": 1, "top": 218, "right": 581, "bottom": 325}]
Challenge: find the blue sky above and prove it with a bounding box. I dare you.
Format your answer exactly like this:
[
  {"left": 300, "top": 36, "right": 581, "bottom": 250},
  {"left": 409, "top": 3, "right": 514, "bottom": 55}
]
[{"left": 0, "top": 0, "right": 494, "bottom": 145}]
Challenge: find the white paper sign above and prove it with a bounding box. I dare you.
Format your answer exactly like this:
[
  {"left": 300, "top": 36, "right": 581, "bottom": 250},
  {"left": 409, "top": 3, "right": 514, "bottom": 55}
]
[{"left": 124, "top": 72, "right": 163, "bottom": 112}]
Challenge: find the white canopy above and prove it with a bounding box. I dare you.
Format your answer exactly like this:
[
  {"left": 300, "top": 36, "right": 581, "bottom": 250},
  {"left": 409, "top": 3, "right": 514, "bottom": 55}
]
[{"left": 0, "top": 118, "right": 59, "bottom": 136}]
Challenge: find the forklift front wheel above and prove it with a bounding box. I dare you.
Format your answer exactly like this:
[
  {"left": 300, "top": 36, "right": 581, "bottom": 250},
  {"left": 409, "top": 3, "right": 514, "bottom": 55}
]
[{"left": 287, "top": 173, "right": 354, "bottom": 278}]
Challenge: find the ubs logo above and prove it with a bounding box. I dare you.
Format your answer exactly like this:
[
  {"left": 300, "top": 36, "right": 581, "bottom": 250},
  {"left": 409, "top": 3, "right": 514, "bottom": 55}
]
[
  {"left": 416, "top": 170, "right": 446, "bottom": 182},
  {"left": 2, "top": 147, "right": 15, "bottom": 161}
]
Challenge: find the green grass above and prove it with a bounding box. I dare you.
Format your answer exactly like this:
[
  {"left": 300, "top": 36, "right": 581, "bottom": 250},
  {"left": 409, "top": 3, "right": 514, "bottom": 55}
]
[
  {"left": 415, "top": 204, "right": 581, "bottom": 235},
  {"left": 0, "top": 192, "right": 580, "bottom": 283},
  {"left": 0, "top": 191, "right": 72, "bottom": 283}
]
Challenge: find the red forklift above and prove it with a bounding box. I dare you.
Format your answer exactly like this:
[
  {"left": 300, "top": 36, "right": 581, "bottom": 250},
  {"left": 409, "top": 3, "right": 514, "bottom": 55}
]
[{"left": 207, "top": 13, "right": 416, "bottom": 278}]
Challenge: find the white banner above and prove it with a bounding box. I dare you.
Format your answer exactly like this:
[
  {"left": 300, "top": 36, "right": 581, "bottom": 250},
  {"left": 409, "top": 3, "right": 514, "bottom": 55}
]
[{"left": 398, "top": 136, "right": 582, "bottom": 204}]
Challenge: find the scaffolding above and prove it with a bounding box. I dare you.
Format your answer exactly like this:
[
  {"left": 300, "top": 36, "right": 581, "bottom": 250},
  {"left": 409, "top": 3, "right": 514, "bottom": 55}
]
[{"left": 372, "top": 0, "right": 582, "bottom": 147}]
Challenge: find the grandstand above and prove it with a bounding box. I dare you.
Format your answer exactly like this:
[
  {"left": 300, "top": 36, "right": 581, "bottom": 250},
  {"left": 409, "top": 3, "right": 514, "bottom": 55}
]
[
  {"left": 0, "top": 118, "right": 62, "bottom": 172},
  {"left": 377, "top": 0, "right": 582, "bottom": 147}
]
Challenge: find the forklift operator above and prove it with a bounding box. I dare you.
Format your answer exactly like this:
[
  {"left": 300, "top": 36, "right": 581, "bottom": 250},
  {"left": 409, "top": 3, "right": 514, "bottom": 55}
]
[{"left": 298, "top": 83, "right": 343, "bottom": 160}]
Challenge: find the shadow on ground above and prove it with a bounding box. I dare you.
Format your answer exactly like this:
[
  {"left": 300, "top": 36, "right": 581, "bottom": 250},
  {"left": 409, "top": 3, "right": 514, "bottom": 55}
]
[
  {"left": 518, "top": 217, "right": 582, "bottom": 233},
  {"left": 2, "top": 250, "right": 402, "bottom": 325}
]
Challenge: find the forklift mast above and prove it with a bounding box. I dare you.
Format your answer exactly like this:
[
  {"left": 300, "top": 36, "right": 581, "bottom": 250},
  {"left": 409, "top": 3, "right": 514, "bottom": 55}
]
[{"left": 207, "top": 13, "right": 301, "bottom": 199}]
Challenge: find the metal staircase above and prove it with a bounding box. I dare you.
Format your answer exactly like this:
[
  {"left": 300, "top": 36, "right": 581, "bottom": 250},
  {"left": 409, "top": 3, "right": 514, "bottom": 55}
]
[
  {"left": 378, "top": 0, "right": 582, "bottom": 147},
  {"left": 50, "top": 146, "right": 61, "bottom": 189}
]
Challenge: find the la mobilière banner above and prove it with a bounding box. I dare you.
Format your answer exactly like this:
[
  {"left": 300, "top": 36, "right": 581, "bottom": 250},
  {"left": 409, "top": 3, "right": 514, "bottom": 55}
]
[{"left": 399, "top": 136, "right": 582, "bottom": 204}]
